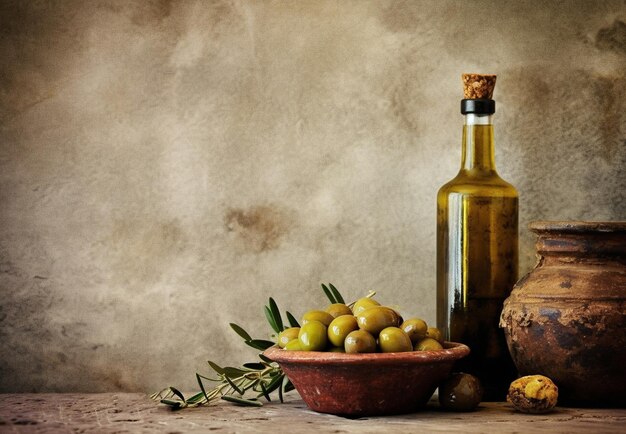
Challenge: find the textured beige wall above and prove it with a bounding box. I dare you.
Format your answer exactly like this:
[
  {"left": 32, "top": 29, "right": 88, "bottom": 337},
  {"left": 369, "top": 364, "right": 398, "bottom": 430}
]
[{"left": 1, "top": 0, "right": 625, "bottom": 392}]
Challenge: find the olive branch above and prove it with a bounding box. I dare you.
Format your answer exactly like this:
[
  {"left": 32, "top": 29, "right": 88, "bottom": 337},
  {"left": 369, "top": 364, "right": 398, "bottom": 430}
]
[{"left": 150, "top": 283, "right": 370, "bottom": 409}]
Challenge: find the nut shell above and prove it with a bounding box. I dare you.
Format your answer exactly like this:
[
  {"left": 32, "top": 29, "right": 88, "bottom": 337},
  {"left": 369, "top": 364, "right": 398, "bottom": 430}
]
[{"left": 507, "top": 375, "right": 558, "bottom": 414}]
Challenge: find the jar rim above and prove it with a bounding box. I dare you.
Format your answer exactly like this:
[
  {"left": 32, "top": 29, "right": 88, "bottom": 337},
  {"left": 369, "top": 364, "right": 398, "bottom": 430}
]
[{"left": 530, "top": 221, "right": 626, "bottom": 234}]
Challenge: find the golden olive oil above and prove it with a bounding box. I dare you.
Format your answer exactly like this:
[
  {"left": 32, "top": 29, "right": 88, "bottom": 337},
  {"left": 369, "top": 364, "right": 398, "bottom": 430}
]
[{"left": 437, "top": 114, "right": 518, "bottom": 400}]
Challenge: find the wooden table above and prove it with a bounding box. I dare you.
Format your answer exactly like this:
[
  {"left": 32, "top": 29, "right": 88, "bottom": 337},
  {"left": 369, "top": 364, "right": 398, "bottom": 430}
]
[{"left": 1, "top": 393, "right": 625, "bottom": 433}]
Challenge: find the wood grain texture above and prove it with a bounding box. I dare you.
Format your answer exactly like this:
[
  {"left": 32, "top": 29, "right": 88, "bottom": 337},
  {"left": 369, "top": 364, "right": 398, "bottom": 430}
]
[{"left": 0, "top": 393, "right": 625, "bottom": 433}]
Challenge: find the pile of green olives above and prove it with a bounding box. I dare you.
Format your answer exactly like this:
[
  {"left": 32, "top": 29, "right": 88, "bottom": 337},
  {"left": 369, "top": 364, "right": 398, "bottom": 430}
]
[{"left": 277, "top": 297, "right": 445, "bottom": 353}]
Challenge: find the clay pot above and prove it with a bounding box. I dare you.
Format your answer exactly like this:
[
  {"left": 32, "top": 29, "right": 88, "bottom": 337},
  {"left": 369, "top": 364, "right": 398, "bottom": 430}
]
[{"left": 500, "top": 221, "right": 626, "bottom": 407}]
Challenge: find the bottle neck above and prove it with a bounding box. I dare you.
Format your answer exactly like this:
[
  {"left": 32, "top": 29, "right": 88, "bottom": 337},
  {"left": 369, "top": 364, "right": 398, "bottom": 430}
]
[{"left": 461, "top": 114, "right": 496, "bottom": 173}]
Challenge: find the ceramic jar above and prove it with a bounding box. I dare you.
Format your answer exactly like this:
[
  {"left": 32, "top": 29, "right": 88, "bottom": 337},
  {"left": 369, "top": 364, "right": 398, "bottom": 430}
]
[{"left": 500, "top": 221, "right": 626, "bottom": 407}]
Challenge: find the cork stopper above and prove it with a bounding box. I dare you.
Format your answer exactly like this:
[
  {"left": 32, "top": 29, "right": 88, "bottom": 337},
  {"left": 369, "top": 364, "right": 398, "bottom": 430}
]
[{"left": 462, "top": 74, "right": 497, "bottom": 99}]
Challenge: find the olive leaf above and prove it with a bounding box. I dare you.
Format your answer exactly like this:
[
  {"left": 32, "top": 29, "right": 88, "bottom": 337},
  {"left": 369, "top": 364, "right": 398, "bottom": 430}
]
[
  {"left": 221, "top": 395, "right": 263, "bottom": 407},
  {"left": 263, "top": 373, "right": 284, "bottom": 396},
  {"left": 258, "top": 353, "right": 273, "bottom": 364},
  {"left": 243, "top": 362, "right": 265, "bottom": 370},
  {"left": 160, "top": 398, "right": 183, "bottom": 409},
  {"left": 185, "top": 392, "right": 206, "bottom": 405},
  {"left": 230, "top": 323, "right": 252, "bottom": 341},
  {"left": 278, "top": 379, "right": 284, "bottom": 403},
  {"left": 284, "top": 378, "right": 295, "bottom": 393},
  {"left": 224, "top": 375, "right": 244, "bottom": 395},
  {"left": 259, "top": 382, "right": 271, "bottom": 402},
  {"left": 268, "top": 297, "right": 284, "bottom": 332},
  {"left": 169, "top": 387, "right": 185, "bottom": 402},
  {"left": 223, "top": 367, "right": 248, "bottom": 378},
  {"left": 286, "top": 311, "right": 300, "bottom": 328},
  {"left": 264, "top": 305, "right": 280, "bottom": 334},
  {"left": 245, "top": 339, "right": 274, "bottom": 351},
  {"left": 197, "top": 373, "right": 210, "bottom": 401},
  {"left": 321, "top": 283, "right": 335, "bottom": 304},
  {"left": 208, "top": 360, "right": 225, "bottom": 376},
  {"left": 321, "top": 283, "right": 347, "bottom": 305},
  {"left": 328, "top": 283, "right": 345, "bottom": 304}
]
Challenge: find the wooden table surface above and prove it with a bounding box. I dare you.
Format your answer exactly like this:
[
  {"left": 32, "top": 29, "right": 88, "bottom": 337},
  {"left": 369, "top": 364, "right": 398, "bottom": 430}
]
[{"left": 1, "top": 393, "right": 625, "bottom": 433}]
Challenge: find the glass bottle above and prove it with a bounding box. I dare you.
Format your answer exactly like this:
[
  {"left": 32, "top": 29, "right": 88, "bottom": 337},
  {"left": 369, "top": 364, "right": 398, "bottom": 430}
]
[{"left": 436, "top": 97, "right": 518, "bottom": 400}]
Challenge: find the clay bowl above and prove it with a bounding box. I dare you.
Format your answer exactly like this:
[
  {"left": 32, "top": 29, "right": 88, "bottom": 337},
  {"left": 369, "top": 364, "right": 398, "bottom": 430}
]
[{"left": 264, "top": 342, "right": 469, "bottom": 416}]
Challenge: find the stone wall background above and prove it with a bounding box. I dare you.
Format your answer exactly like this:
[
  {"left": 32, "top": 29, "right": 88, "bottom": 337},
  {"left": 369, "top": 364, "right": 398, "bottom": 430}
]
[{"left": 1, "top": 0, "right": 624, "bottom": 392}]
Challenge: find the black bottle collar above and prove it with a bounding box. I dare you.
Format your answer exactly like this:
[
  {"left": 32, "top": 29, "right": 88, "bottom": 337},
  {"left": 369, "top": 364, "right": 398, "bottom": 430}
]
[{"left": 461, "top": 99, "right": 495, "bottom": 115}]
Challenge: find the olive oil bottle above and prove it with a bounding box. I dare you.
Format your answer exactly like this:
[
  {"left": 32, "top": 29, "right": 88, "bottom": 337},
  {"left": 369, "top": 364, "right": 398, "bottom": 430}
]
[{"left": 436, "top": 74, "right": 518, "bottom": 400}]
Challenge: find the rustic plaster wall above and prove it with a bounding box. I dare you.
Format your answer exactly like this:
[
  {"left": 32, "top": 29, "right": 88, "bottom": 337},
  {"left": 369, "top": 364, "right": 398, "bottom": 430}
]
[{"left": 1, "top": 0, "right": 625, "bottom": 392}]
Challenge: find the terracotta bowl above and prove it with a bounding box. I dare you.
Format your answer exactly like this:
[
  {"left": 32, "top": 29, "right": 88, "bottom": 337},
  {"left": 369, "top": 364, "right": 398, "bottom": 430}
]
[{"left": 264, "top": 342, "right": 469, "bottom": 416}]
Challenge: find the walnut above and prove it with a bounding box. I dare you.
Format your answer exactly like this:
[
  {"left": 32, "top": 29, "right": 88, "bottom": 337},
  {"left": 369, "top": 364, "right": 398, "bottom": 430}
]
[{"left": 507, "top": 375, "right": 559, "bottom": 414}]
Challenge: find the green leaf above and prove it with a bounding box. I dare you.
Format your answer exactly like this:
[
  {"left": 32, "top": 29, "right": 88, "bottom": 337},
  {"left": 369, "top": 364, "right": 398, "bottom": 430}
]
[
  {"left": 245, "top": 339, "right": 275, "bottom": 350},
  {"left": 278, "top": 375, "right": 285, "bottom": 403},
  {"left": 258, "top": 353, "right": 274, "bottom": 363},
  {"left": 185, "top": 392, "right": 206, "bottom": 405},
  {"left": 286, "top": 311, "right": 300, "bottom": 328},
  {"left": 242, "top": 362, "right": 265, "bottom": 370},
  {"left": 260, "top": 382, "right": 271, "bottom": 402},
  {"left": 225, "top": 375, "right": 244, "bottom": 395},
  {"left": 229, "top": 323, "right": 252, "bottom": 341},
  {"left": 268, "top": 297, "right": 284, "bottom": 332},
  {"left": 221, "top": 395, "right": 263, "bottom": 407},
  {"left": 264, "top": 305, "right": 280, "bottom": 333},
  {"left": 223, "top": 367, "right": 247, "bottom": 378},
  {"left": 263, "top": 374, "right": 284, "bottom": 395},
  {"left": 196, "top": 373, "right": 210, "bottom": 402},
  {"left": 321, "top": 283, "right": 336, "bottom": 304},
  {"left": 169, "top": 387, "right": 185, "bottom": 402},
  {"left": 161, "top": 399, "right": 183, "bottom": 409},
  {"left": 284, "top": 377, "right": 295, "bottom": 392},
  {"left": 208, "top": 360, "right": 225, "bottom": 375},
  {"left": 329, "top": 283, "right": 345, "bottom": 304}
]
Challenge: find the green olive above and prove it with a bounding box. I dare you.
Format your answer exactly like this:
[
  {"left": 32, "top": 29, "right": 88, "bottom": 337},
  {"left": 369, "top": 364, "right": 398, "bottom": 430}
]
[
  {"left": 328, "top": 346, "right": 345, "bottom": 353},
  {"left": 298, "top": 320, "right": 328, "bottom": 351},
  {"left": 439, "top": 373, "right": 483, "bottom": 411},
  {"left": 396, "top": 313, "right": 404, "bottom": 326},
  {"left": 326, "top": 303, "right": 353, "bottom": 318},
  {"left": 378, "top": 327, "right": 412, "bottom": 352},
  {"left": 301, "top": 310, "right": 334, "bottom": 327},
  {"left": 426, "top": 327, "right": 444, "bottom": 343},
  {"left": 401, "top": 318, "right": 428, "bottom": 344},
  {"left": 352, "top": 297, "right": 381, "bottom": 316},
  {"left": 415, "top": 337, "right": 444, "bottom": 351},
  {"left": 356, "top": 306, "right": 401, "bottom": 336},
  {"left": 327, "top": 315, "right": 359, "bottom": 347},
  {"left": 284, "top": 339, "right": 302, "bottom": 351},
  {"left": 277, "top": 327, "right": 301, "bottom": 348},
  {"left": 344, "top": 330, "right": 377, "bottom": 353}
]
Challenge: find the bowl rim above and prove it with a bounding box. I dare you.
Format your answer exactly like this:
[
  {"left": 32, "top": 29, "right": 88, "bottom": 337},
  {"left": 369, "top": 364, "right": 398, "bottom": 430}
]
[{"left": 264, "top": 341, "right": 469, "bottom": 366}]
